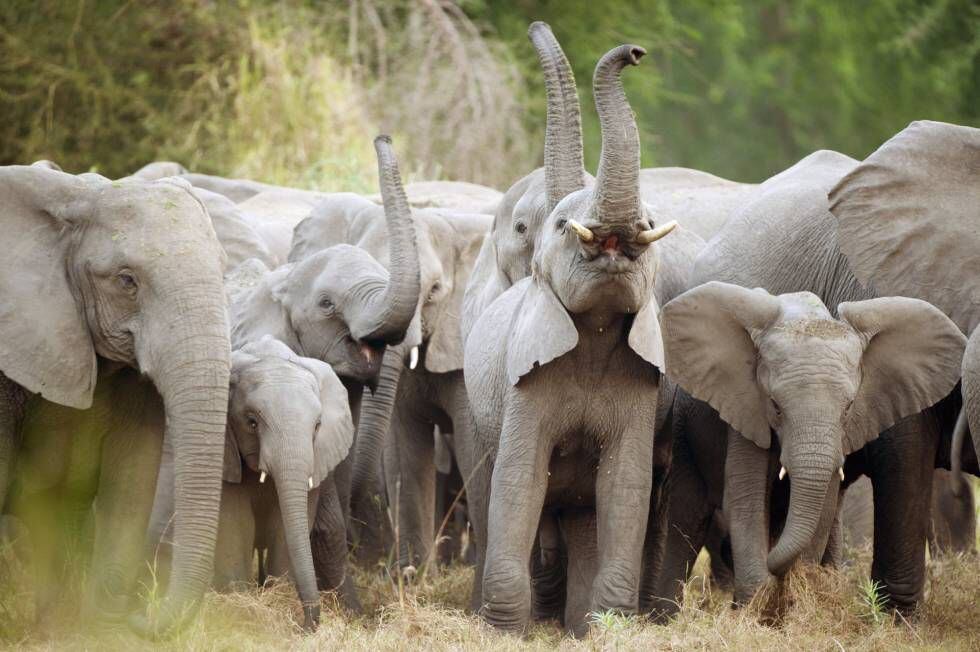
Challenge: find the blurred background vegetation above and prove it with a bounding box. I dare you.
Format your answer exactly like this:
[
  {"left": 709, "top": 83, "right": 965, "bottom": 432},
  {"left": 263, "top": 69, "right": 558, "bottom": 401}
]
[{"left": 1, "top": 0, "right": 977, "bottom": 190}]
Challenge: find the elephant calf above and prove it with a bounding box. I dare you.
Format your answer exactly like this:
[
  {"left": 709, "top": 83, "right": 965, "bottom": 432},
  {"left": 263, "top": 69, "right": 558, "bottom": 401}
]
[{"left": 653, "top": 281, "right": 965, "bottom": 617}]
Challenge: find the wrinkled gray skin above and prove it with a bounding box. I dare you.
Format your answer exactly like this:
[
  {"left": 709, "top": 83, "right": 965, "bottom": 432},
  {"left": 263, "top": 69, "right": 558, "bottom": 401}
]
[
  {"left": 828, "top": 121, "right": 980, "bottom": 480},
  {"left": 0, "top": 167, "right": 230, "bottom": 636},
  {"left": 638, "top": 167, "right": 757, "bottom": 240},
  {"left": 652, "top": 282, "right": 964, "bottom": 616},
  {"left": 367, "top": 180, "right": 502, "bottom": 215},
  {"left": 842, "top": 471, "right": 977, "bottom": 556},
  {"left": 462, "top": 44, "right": 678, "bottom": 635},
  {"left": 653, "top": 144, "right": 974, "bottom": 617},
  {"left": 290, "top": 186, "right": 491, "bottom": 565},
  {"left": 191, "top": 187, "right": 278, "bottom": 271}
]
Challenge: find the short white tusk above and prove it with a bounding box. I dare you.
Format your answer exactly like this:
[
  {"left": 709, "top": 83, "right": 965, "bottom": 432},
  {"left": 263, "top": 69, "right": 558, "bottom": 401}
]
[
  {"left": 567, "top": 219, "right": 594, "bottom": 243},
  {"left": 839, "top": 467, "right": 845, "bottom": 481},
  {"left": 778, "top": 466, "right": 787, "bottom": 481},
  {"left": 308, "top": 476, "right": 315, "bottom": 490},
  {"left": 409, "top": 345, "right": 420, "bottom": 370},
  {"left": 259, "top": 471, "right": 267, "bottom": 484},
  {"left": 636, "top": 220, "right": 678, "bottom": 244}
]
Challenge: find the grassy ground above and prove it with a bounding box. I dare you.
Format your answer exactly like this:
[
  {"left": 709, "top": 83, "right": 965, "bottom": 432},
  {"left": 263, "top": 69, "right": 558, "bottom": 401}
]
[{"left": 2, "top": 541, "right": 978, "bottom": 651}]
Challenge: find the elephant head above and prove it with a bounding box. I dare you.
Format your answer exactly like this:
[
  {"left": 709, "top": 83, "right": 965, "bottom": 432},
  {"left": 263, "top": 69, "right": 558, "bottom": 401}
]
[
  {"left": 0, "top": 166, "right": 231, "bottom": 633},
  {"left": 661, "top": 281, "right": 966, "bottom": 575},
  {"left": 223, "top": 337, "right": 353, "bottom": 629},
  {"left": 828, "top": 120, "right": 980, "bottom": 466},
  {"left": 462, "top": 21, "right": 590, "bottom": 342},
  {"left": 231, "top": 136, "right": 421, "bottom": 384},
  {"left": 505, "top": 44, "right": 676, "bottom": 385}
]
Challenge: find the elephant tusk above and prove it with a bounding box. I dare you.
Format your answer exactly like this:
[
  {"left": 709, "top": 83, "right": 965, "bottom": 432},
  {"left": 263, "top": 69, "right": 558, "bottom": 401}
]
[
  {"left": 567, "top": 219, "right": 594, "bottom": 243},
  {"left": 259, "top": 471, "right": 267, "bottom": 484},
  {"left": 839, "top": 467, "right": 845, "bottom": 481},
  {"left": 409, "top": 345, "right": 420, "bottom": 370},
  {"left": 308, "top": 476, "right": 315, "bottom": 490},
  {"left": 778, "top": 466, "right": 787, "bottom": 481},
  {"left": 636, "top": 220, "right": 678, "bottom": 244}
]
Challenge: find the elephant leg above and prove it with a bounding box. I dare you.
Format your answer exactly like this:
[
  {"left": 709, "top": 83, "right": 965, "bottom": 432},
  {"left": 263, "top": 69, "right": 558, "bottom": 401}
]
[
  {"left": 312, "top": 477, "right": 361, "bottom": 612},
  {"left": 384, "top": 401, "right": 435, "bottom": 571},
  {"left": 144, "top": 428, "right": 175, "bottom": 587},
  {"left": 531, "top": 508, "right": 566, "bottom": 622},
  {"left": 87, "top": 383, "right": 165, "bottom": 620},
  {"left": 929, "top": 468, "right": 977, "bottom": 556},
  {"left": 724, "top": 427, "right": 774, "bottom": 605},
  {"left": 0, "top": 373, "right": 25, "bottom": 515},
  {"left": 481, "top": 412, "right": 552, "bottom": 632},
  {"left": 821, "top": 503, "right": 844, "bottom": 568},
  {"left": 592, "top": 420, "right": 654, "bottom": 618},
  {"left": 562, "top": 508, "right": 599, "bottom": 638},
  {"left": 706, "top": 514, "right": 734, "bottom": 590},
  {"left": 868, "top": 414, "right": 937, "bottom": 614},
  {"left": 213, "top": 483, "right": 255, "bottom": 592},
  {"left": 313, "top": 453, "right": 351, "bottom": 585}
]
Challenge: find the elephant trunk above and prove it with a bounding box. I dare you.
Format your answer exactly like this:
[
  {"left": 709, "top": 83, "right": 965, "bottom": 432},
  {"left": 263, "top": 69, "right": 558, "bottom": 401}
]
[
  {"left": 961, "top": 329, "right": 980, "bottom": 475},
  {"left": 350, "top": 136, "right": 421, "bottom": 346},
  {"left": 767, "top": 428, "right": 841, "bottom": 576},
  {"left": 528, "top": 21, "right": 585, "bottom": 210},
  {"left": 137, "top": 294, "right": 231, "bottom": 634},
  {"left": 270, "top": 463, "right": 320, "bottom": 630},
  {"left": 592, "top": 44, "right": 646, "bottom": 228},
  {"left": 349, "top": 347, "right": 402, "bottom": 561}
]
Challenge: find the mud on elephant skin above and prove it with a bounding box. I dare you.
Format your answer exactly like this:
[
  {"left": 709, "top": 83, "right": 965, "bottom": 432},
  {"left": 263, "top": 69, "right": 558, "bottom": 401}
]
[{"left": 0, "top": 166, "right": 231, "bottom": 636}]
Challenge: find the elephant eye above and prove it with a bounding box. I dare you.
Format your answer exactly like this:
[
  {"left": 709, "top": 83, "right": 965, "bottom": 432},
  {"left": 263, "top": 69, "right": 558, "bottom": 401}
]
[
  {"left": 314, "top": 419, "right": 321, "bottom": 436},
  {"left": 426, "top": 282, "right": 442, "bottom": 303},
  {"left": 769, "top": 398, "right": 782, "bottom": 417},
  {"left": 514, "top": 221, "right": 527, "bottom": 235},
  {"left": 246, "top": 415, "right": 259, "bottom": 431},
  {"left": 117, "top": 270, "right": 138, "bottom": 292},
  {"left": 318, "top": 296, "right": 334, "bottom": 312},
  {"left": 556, "top": 218, "right": 567, "bottom": 230}
]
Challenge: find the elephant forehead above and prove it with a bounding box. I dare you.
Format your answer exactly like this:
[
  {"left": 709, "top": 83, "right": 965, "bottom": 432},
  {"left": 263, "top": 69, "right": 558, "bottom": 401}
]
[{"left": 234, "top": 357, "right": 319, "bottom": 396}]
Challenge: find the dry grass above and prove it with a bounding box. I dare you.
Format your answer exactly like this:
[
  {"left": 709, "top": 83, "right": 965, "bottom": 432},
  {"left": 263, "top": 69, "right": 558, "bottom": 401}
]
[{"left": 2, "top": 541, "right": 978, "bottom": 651}]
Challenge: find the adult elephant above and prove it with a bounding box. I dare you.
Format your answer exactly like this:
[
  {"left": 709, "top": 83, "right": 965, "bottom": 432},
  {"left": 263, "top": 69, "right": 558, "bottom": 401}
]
[
  {"left": 651, "top": 282, "right": 964, "bottom": 615},
  {"left": 639, "top": 167, "right": 757, "bottom": 240},
  {"left": 828, "top": 120, "right": 980, "bottom": 471},
  {"left": 0, "top": 167, "right": 231, "bottom": 636}
]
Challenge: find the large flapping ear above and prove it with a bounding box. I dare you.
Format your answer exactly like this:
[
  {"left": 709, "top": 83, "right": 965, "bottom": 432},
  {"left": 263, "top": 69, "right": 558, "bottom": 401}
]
[
  {"left": 0, "top": 166, "right": 98, "bottom": 409},
  {"left": 426, "top": 212, "right": 492, "bottom": 373},
  {"left": 839, "top": 296, "right": 966, "bottom": 454},
  {"left": 294, "top": 356, "right": 355, "bottom": 485},
  {"left": 628, "top": 294, "right": 665, "bottom": 372},
  {"left": 830, "top": 120, "right": 980, "bottom": 334},
  {"left": 661, "top": 281, "right": 781, "bottom": 448},
  {"left": 506, "top": 277, "right": 578, "bottom": 386}
]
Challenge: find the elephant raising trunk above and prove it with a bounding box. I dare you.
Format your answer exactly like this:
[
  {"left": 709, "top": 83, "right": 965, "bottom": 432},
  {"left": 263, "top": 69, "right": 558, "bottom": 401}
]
[
  {"left": 528, "top": 21, "right": 586, "bottom": 210},
  {"left": 349, "top": 135, "right": 421, "bottom": 346},
  {"left": 592, "top": 44, "right": 646, "bottom": 229},
  {"left": 767, "top": 424, "right": 842, "bottom": 575}
]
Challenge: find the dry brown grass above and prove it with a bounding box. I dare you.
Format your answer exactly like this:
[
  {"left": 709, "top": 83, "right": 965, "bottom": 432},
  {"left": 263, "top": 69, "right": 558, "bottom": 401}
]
[{"left": 3, "top": 543, "right": 978, "bottom": 651}]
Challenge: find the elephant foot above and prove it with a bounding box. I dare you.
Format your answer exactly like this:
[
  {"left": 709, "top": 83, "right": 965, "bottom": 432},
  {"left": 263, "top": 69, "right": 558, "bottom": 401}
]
[
  {"left": 127, "top": 595, "right": 199, "bottom": 640},
  {"left": 301, "top": 603, "right": 320, "bottom": 631},
  {"left": 747, "top": 575, "right": 785, "bottom": 627},
  {"left": 481, "top": 566, "right": 532, "bottom": 634}
]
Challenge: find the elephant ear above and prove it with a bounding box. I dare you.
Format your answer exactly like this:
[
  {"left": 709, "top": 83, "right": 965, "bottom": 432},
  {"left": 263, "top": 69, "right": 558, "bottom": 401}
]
[
  {"left": 425, "top": 212, "right": 491, "bottom": 373},
  {"left": 839, "top": 296, "right": 966, "bottom": 454},
  {"left": 628, "top": 295, "right": 665, "bottom": 372},
  {"left": 830, "top": 120, "right": 980, "bottom": 334},
  {"left": 661, "top": 281, "right": 781, "bottom": 448},
  {"left": 295, "top": 356, "right": 355, "bottom": 485},
  {"left": 506, "top": 277, "right": 578, "bottom": 386},
  {"left": 0, "top": 166, "right": 98, "bottom": 409}
]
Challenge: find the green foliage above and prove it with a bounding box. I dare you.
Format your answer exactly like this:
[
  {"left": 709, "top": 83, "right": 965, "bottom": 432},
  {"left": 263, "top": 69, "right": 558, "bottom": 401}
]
[{"left": 858, "top": 577, "right": 888, "bottom": 625}]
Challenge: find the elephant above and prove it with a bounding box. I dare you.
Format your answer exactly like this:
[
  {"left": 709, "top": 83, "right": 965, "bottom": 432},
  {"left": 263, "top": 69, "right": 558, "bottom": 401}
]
[
  {"left": 367, "top": 180, "right": 502, "bottom": 215},
  {"left": 131, "top": 161, "right": 189, "bottom": 181},
  {"left": 654, "top": 140, "right": 975, "bottom": 615},
  {"left": 0, "top": 166, "right": 231, "bottom": 636},
  {"left": 638, "top": 167, "right": 757, "bottom": 240},
  {"left": 827, "top": 120, "right": 980, "bottom": 473},
  {"left": 461, "top": 43, "right": 680, "bottom": 635},
  {"left": 651, "top": 281, "right": 965, "bottom": 616},
  {"left": 841, "top": 470, "right": 976, "bottom": 556},
  {"left": 191, "top": 187, "right": 278, "bottom": 272}
]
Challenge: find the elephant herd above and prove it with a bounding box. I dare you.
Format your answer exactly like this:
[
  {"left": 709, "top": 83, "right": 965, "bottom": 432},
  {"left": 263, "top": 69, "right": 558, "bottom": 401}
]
[{"left": 0, "top": 21, "right": 977, "bottom": 639}]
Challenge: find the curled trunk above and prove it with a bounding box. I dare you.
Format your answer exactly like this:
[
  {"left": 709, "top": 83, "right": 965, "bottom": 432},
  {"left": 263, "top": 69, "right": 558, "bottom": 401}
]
[
  {"left": 592, "top": 44, "right": 645, "bottom": 228},
  {"left": 527, "top": 21, "right": 585, "bottom": 210},
  {"left": 351, "top": 136, "right": 421, "bottom": 345}
]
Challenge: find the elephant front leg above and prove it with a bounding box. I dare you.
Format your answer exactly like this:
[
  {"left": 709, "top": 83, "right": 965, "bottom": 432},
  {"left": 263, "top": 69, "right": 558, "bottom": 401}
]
[
  {"left": 311, "top": 477, "right": 361, "bottom": 613},
  {"left": 481, "top": 412, "right": 552, "bottom": 633},
  {"left": 592, "top": 423, "right": 654, "bottom": 617},
  {"left": 723, "top": 427, "right": 774, "bottom": 606},
  {"left": 0, "top": 373, "right": 25, "bottom": 516}
]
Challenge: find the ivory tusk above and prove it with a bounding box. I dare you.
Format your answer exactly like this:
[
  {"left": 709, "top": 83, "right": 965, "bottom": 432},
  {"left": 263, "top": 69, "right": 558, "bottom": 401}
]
[
  {"left": 259, "top": 471, "right": 267, "bottom": 484},
  {"left": 409, "top": 345, "right": 420, "bottom": 370},
  {"left": 567, "top": 219, "right": 594, "bottom": 243},
  {"left": 636, "top": 220, "right": 678, "bottom": 244},
  {"left": 839, "top": 467, "right": 845, "bottom": 481},
  {"left": 778, "top": 466, "right": 787, "bottom": 481},
  {"left": 309, "top": 476, "right": 315, "bottom": 490}
]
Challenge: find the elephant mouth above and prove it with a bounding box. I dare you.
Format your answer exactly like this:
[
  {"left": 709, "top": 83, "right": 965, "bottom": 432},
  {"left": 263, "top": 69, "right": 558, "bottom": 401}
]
[{"left": 328, "top": 337, "right": 384, "bottom": 386}]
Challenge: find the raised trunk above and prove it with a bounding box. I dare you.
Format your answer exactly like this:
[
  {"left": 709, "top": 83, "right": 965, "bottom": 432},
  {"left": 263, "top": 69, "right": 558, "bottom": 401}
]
[
  {"left": 527, "top": 21, "right": 585, "bottom": 210},
  {"left": 136, "top": 311, "right": 230, "bottom": 635},
  {"left": 767, "top": 432, "right": 839, "bottom": 576},
  {"left": 349, "top": 347, "right": 402, "bottom": 562},
  {"left": 351, "top": 136, "right": 421, "bottom": 345},
  {"left": 592, "top": 44, "right": 645, "bottom": 228},
  {"left": 273, "top": 471, "right": 320, "bottom": 630}
]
